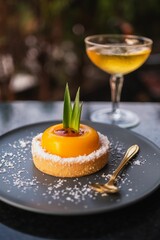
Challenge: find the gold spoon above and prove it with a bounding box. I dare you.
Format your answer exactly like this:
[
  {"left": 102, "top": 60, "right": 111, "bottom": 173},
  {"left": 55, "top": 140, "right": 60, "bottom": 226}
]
[{"left": 90, "top": 144, "right": 140, "bottom": 193}]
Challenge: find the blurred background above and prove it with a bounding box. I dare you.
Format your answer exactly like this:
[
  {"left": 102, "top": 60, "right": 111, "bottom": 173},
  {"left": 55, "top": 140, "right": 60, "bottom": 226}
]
[{"left": 0, "top": 0, "right": 160, "bottom": 102}]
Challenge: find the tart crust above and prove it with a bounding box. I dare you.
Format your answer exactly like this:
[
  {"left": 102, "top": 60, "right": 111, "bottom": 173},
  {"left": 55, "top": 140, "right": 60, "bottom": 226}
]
[{"left": 32, "top": 132, "right": 109, "bottom": 178}]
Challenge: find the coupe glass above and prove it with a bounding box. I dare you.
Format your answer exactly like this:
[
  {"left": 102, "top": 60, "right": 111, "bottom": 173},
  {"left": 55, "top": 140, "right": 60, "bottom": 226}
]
[{"left": 85, "top": 34, "right": 152, "bottom": 128}]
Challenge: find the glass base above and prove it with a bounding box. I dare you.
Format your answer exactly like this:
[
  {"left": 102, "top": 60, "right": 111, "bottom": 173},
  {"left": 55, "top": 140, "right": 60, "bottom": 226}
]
[{"left": 90, "top": 108, "right": 140, "bottom": 128}]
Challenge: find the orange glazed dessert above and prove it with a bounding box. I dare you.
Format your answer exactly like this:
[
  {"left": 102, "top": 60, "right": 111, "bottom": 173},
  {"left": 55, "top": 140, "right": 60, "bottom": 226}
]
[{"left": 32, "top": 84, "right": 109, "bottom": 177}]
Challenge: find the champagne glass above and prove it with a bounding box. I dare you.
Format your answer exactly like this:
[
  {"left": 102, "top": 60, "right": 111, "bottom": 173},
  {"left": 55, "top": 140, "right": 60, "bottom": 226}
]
[{"left": 85, "top": 34, "right": 152, "bottom": 128}]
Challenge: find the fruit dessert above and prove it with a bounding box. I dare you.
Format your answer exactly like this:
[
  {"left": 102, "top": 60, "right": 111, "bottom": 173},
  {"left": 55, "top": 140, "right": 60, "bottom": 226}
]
[{"left": 32, "top": 84, "right": 110, "bottom": 177}]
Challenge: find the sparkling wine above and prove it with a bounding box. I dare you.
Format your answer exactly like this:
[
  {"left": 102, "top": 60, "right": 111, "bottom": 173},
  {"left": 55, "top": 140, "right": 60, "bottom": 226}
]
[{"left": 87, "top": 47, "right": 151, "bottom": 75}]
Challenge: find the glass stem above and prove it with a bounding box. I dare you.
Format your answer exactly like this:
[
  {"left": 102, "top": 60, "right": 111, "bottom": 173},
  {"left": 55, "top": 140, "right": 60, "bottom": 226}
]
[{"left": 110, "top": 74, "right": 124, "bottom": 114}]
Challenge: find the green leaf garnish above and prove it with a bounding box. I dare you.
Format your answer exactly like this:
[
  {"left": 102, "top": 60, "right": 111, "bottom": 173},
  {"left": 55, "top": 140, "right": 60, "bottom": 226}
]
[
  {"left": 63, "top": 83, "right": 72, "bottom": 129},
  {"left": 63, "top": 83, "right": 82, "bottom": 132}
]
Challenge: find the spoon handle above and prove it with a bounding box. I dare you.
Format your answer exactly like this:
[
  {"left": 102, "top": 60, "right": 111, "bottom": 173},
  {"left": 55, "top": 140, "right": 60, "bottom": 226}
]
[{"left": 111, "top": 144, "right": 139, "bottom": 180}]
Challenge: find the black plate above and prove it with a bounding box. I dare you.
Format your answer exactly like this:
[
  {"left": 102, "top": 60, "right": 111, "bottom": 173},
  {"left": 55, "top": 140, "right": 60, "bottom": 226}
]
[{"left": 0, "top": 121, "right": 160, "bottom": 215}]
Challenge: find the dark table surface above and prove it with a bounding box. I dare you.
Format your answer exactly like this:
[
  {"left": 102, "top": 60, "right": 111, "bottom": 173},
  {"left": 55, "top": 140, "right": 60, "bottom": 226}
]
[{"left": 0, "top": 101, "right": 160, "bottom": 240}]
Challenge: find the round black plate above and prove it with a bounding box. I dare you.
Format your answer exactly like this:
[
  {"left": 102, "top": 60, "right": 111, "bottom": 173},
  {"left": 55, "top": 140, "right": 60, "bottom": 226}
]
[{"left": 0, "top": 121, "right": 160, "bottom": 215}]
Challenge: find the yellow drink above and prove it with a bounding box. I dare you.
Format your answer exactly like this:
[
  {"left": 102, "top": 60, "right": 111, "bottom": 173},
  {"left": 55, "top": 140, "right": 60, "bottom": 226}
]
[{"left": 87, "top": 47, "right": 151, "bottom": 75}]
